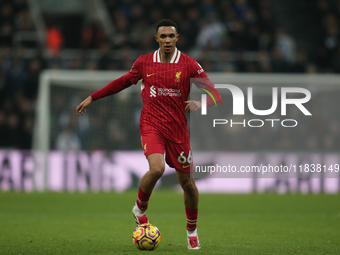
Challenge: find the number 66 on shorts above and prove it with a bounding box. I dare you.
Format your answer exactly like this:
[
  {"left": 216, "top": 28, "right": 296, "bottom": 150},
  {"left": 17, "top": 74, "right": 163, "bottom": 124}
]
[{"left": 141, "top": 131, "right": 193, "bottom": 173}]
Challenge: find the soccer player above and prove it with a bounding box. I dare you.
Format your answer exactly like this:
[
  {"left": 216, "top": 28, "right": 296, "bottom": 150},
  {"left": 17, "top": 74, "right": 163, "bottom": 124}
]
[{"left": 76, "top": 19, "right": 220, "bottom": 250}]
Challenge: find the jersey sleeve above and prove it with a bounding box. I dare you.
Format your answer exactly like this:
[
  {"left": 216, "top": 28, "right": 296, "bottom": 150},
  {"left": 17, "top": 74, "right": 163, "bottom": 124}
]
[
  {"left": 190, "top": 59, "right": 207, "bottom": 79},
  {"left": 190, "top": 59, "right": 222, "bottom": 107},
  {"left": 91, "top": 56, "right": 143, "bottom": 101},
  {"left": 127, "top": 55, "right": 143, "bottom": 84}
]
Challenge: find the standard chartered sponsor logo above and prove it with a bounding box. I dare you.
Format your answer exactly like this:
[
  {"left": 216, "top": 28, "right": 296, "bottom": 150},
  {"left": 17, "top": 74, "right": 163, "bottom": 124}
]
[
  {"left": 158, "top": 88, "right": 181, "bottom": 97},
  {"left": 150, "top": 86, "right": 181, "bottom": 97},
  {"left": 150, "top": 85, "right": 156, "bottom": 97}
]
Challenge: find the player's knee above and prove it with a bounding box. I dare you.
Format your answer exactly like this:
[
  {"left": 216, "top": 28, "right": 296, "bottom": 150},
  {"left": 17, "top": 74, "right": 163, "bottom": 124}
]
[
  {"left": 181, "top": 179, "right": 197, "bottom": 195},
  {"left": 149, "top": 164, "right": 165, "bottom": 179}
]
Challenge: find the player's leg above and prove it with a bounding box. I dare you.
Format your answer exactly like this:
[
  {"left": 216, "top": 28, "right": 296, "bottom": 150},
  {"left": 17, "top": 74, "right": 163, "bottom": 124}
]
[
  {"left": 165, "top": 141, "right": 201, "bottom": 249},
  {"left": 133, "top": 153, "right": 165, "bottom": 225},
  {"left": 176, "top": 171, "right": 201, "bottom": 250},
  {"left": 133, "top": 132, "right": 166, "bottom": 225},
  {"left": 176, "top": 171, "right": 199, "bottom": 209},
  {"left": 140, "top": 153, "right": 165, "bottom": 193}
]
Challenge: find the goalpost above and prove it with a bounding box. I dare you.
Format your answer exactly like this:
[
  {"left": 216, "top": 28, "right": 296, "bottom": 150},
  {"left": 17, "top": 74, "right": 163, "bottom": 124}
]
[{"left": 34, "top": 70, "right": 126, "bottom": 155}]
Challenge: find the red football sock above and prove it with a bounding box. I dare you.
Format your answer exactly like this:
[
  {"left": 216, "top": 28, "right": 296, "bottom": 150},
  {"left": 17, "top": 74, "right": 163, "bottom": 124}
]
[
  {"left": 136, "top": 187, "right": 152, "bottom": 211},
  {"left": 186, "top": 207, "right": 198, "bottom": 231}
]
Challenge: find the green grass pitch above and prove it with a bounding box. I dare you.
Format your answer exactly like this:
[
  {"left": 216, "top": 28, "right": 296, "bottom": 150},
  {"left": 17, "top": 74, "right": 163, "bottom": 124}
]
[{"left": 0, "top": 190, "right": 339, "bottom": 254}]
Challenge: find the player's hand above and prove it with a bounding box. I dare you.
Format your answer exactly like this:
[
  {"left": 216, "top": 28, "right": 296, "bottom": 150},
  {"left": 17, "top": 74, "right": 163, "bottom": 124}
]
[
  {"left": 76, "top": 96, "right": 93, "bottom": 116},
  {"left": 185, "top": 100, "right": 201, "bottom": 113}
]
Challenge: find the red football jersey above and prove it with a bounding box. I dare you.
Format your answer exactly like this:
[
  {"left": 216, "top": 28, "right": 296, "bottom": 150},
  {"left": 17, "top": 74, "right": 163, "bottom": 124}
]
[{"left": 91, "top": 48, "right": 219, "bottom": 144}]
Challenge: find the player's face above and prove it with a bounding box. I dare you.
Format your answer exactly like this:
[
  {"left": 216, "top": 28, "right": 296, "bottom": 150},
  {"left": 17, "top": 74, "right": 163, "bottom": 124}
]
[{"left": 155, "top": 26, "right": 179, "bottom": 55}]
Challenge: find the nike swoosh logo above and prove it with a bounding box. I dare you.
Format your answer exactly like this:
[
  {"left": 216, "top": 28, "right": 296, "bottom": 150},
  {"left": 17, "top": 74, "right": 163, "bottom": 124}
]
[
  {"left": 182, "top": 165, "right": 191, "bottom": 168},
  {"left": 147, "top": 73, "right": 155, "bottom": 77}
]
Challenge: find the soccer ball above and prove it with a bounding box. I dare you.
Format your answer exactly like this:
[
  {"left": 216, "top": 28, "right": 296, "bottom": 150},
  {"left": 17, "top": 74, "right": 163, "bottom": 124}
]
[{"left": 132, "top": 223, "right": 161, "bottom": 250}]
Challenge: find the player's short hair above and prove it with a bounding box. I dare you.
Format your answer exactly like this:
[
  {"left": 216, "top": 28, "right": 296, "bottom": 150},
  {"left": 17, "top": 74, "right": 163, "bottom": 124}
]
[{"left": 156, "top": 19, "right": 178, "bottom": 33}]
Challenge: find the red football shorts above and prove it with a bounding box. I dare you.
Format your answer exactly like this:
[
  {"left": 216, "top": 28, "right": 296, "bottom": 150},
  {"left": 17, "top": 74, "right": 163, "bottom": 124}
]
[{"left": 141, "top": 131, "right": 193, "bottom": 173}]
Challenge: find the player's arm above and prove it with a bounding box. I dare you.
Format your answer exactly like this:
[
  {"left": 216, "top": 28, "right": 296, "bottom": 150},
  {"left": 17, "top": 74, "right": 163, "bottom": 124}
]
[
  {"left": 76, "top": 96, "right": 92, "bottom": 116},
  {"left": 185, "top": 59, "right": 222, "bottom": 112},
  {"left": 76, "top": 56, "right": 142, "bottom": 116},
  {"left": 76, "top": 74, "right": 134, "bottom": 116}
]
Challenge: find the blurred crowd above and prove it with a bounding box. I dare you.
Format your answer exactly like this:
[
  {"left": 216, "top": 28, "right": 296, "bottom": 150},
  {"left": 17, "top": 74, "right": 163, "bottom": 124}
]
[
  {"left": 0, "top": 0, "right": 40, "bottom": 149},
  {"left": 103, "top": 0, "right": 314, "bottom": 73},
  {"left": 0, "top": 0, "right": 339, "bottom": 151},
  {"left": 312, "top": 0, "right": 340, "bottom": 72},
  {"left": 0, "top": 0, "right": 35, "bottom": 47}
]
